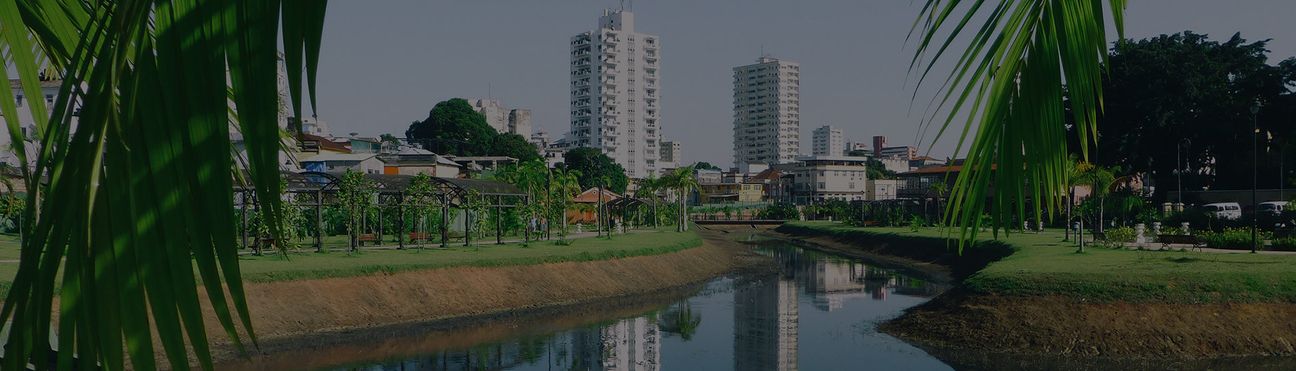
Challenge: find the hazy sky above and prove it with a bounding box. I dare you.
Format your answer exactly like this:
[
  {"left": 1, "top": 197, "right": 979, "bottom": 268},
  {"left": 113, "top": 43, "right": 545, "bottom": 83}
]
[{"left": 313, "top": 0, "right": 1295, "bottom": 168}]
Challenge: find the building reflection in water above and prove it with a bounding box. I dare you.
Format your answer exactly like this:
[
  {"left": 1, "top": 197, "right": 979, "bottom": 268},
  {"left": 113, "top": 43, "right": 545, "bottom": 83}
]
[
  {"left": 734, "top": 276, "right": 799, "bottom": 371},
  {"left": 342, "top": 246, "right": 939, "bottom": 371},
  {"left": 373, "top": 316, "right": 659, "bottom": 371}
]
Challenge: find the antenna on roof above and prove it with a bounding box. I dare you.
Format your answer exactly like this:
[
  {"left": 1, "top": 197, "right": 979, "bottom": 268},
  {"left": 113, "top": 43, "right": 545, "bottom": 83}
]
[{"left": 619, "top": 0, "right": 625, "bottom": 11}]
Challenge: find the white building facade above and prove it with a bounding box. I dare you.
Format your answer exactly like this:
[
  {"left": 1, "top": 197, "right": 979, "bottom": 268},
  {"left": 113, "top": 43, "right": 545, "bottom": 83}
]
[
  {"left": 733, "top": 56, "right": 801, "bottom": 168},
  {"left": 569, "top": 9, "right": 662, "bottom": 179},
  {"left": 811, "top": 125, "right": 843, "bottom": 156},
  {"left": 659, "top": 140, "right": 681, "bottom": 170},
  {"left": 468, "top": 98, "right": 532, "bottom": 137}
]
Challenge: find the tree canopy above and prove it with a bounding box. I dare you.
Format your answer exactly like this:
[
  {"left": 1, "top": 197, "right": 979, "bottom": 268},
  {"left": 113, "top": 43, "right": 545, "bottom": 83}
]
[
  {"left": 1086, "top": 31, "right": 1296, "bottom": 194},
  {"left": 561, "top": 147, "right": 629, "bottom": 194},
  {"left": 692, "top": 162, "right": 721, "bottom": 171},
  {"left": 491, "top": 133, "right": 541, "bottom": 162},
  {"left": 405, "top": 98, "right": 540, "bottom": 161},
  {"left": 405, "top": 98, "right": 499, "bottom": 156}
]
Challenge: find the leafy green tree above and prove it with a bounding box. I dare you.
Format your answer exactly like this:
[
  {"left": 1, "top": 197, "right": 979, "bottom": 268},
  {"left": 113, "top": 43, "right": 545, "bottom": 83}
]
[
  {"left": 405, "top": 98, "right": 499, "bottom": 156},
  {"left": 0, "top": 1, "right": 328, "bottom": 368},
  {"left": 551, "top": 168, "right": 583, "bottom": 238},
  {"left": 912, "top": 0, "right": 1127, "bottom": 250},
  {"left": 1087, "top": 31, "right": 1296, "bottom": 192},
  {"left": 1071, "top": 163, "right": 1116, "bottom": 244},
  {"left": 865, "top": 158, "right": 898, "bottom": 180},
  {"left": 338, "top": 170, "right": 375, "bottom": 252},
  {"left": 659, "top": 166, "right": 699, "bottom": 232},
  {"left": 692, "top": 162, "right": 721, "bottom": 171},
  {"left": 491, "top": 133, "right": 541, "bottom": 162},
  {"left": 561, "top": 147, "right": 629, "bottom": 193},
  {"left": 406, "top": 173, "right": 440, "bottom": 247}
]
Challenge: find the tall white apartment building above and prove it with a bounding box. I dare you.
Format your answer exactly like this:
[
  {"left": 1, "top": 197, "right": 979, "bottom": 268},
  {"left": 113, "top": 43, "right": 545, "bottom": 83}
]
[
  {"left": 569, "top": 9, "right": 662, "bottom": 179},
  {"left": 734, "top": 56, "right": 801, "bottom": 168},
  {"left": 811, "top": 125, "right": 843, "bottom": 156}
]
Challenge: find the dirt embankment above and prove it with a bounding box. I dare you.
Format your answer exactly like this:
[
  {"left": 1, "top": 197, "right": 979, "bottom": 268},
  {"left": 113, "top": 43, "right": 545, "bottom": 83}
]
[
  {"left": 776, "top": 224, "right": 1296, "bottom": 360},
  {"left": 204, "top": 228, "right": 769, "bottom": 362},
  {"left": 883, "top": 291, "right": 1296, "bottom": 359}
]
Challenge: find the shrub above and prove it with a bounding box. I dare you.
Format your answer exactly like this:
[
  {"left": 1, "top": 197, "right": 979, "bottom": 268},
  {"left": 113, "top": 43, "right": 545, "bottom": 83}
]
[
  {"left": 1105, "top": 226, "right": 1136, "bottom": 243},
  {"left": 1200, "top": 228, "right": 1270, "bottom": 250},
  {"left": 1270, "top": 237, "right": 1296, "bottom": 252},
  {"left": 758, "top": 203, "right": 800, "bottom": 220}
]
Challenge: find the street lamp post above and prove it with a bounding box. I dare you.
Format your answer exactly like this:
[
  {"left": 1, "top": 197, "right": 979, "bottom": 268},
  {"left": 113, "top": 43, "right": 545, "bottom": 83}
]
[
  {"left": 1177, "top": 139, "right": 1191, "bottom": 207},
  {"left": 1251, "top": 100, "right": 1261, "bottom": 254}
]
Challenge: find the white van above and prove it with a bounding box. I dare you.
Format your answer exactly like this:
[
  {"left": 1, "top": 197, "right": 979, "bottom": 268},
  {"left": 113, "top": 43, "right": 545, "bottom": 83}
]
[
  {"left": 1259, "top": 201, "right": 1289, "bottom": 216},
  {"left": 1203, "top": 202, "right": 1242, "bottom": 220}
]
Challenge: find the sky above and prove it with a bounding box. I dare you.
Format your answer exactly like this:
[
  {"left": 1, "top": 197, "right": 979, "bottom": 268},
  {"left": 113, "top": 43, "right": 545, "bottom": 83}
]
[{"left": 312, "top": 0, "right": 1296, "bottom": 168}]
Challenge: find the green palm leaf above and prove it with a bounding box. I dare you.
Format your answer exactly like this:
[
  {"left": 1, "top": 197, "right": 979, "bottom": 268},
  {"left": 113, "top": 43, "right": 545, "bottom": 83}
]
[
  {"left": 0, "top": 1, "right": 328, "bottom": 369},
  {"left": 910, "top": 0, "right": 1126, "bottom": 252}
]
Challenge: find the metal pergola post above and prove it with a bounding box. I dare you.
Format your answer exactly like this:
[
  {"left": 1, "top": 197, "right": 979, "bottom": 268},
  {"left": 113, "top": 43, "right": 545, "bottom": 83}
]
[
  {"left": 440, "top": 193, "right": 449, "bottom": 248},
  {"left": 315, "top": 189, "right": 323, "bottom": 252},
  {"left": 397, "top": 192, "right": 405, "bottom": 250},
  {"left": 496, "top": 195, "right": 503, "bottom": 245}
]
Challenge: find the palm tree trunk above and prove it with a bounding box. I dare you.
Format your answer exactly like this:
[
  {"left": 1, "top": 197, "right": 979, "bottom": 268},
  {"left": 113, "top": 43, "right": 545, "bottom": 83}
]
[{"left": 1099, "top": 197, "right": 1106, "bottom": 233}]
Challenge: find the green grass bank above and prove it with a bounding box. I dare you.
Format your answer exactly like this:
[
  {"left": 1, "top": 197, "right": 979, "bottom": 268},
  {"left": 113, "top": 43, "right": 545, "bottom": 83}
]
[
  {"left": 777, "top": 221, "right": 1296, "bottom": 303},
  {"left": 0, "top": 229, "right": 701, "bottom": 297},
  {"left": 777, "top": 221, "right": 1296, "bottom": 359}
]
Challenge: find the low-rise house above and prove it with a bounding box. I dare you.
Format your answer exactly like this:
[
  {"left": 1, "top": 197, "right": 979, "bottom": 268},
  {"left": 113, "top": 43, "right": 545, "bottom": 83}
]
[
  {"left": 697, "top": 183, "right": 763, "bottom": 203},
  {"left": 784, "top": 155, "right": 872, "bottom": 203},
  {"left": 300, "top": 153, "right": 383, "bottom": 174},
  {"left": 448, "top": 156, "right": 518, "bottom": 172},
  {"left": 568, "top": 188, "right": 622, "bottom": 224},
  {"left": 378, "top": 153, "right": 462, "bottom": 178},
  {"left": 897, "top": 163, "right": 960, "bottom": 199},
  {"left": 695, "top": 169, "right": 722, "bottom": 185},
  {"left": 747, "top": 168, "right": 788, "bottom": 202},
  {"left": 866, "top": 179, "right": 900, "bottom": 201},
  {"left": 297, "top": 132, "right": 351, "bottom": 158}
]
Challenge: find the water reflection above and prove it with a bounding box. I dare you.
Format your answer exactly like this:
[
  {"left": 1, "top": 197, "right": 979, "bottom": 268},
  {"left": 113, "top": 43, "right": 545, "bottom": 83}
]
[{"left": 319, "top": 243, "right": 944, "bottom": 371}]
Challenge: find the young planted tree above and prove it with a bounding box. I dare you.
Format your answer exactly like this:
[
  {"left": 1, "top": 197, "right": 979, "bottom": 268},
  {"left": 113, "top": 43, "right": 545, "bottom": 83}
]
[
  {"left": 1072, "top": 162, "right": 1116, "bottom": 243},
  {"left": 406, "top": 173, "right": 439, "bottom": 248},
  {"left": 661, "top": 166, "right": 698, "bottom": 232},
  {"left": 551, "top": 168, "right": 582, "bottom": 239},
  {"left": 338, "top": 170, "right": 375, "bottom": 252}
]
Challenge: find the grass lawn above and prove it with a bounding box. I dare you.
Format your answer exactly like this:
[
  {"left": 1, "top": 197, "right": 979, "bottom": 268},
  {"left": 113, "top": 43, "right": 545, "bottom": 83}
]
[
  {"left": 234, "top": 228, "right": 699, "bottom": 283},
  {"left": 0, "top": 228, "right": 701, "bottom": 296},
  {"left": 785, "top": 221, "right": 1296, "bottom": 303}
]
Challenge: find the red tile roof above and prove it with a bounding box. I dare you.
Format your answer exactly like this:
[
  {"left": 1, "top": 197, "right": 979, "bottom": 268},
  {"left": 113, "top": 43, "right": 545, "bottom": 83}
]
[{"left": 299, "top": 133, "right": 351, "bottom": 153}]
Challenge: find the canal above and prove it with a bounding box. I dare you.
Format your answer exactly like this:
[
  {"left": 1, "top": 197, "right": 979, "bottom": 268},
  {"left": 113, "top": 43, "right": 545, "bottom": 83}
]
[{"left": 294, "top": 240, "right": 955, "bottom": 370}]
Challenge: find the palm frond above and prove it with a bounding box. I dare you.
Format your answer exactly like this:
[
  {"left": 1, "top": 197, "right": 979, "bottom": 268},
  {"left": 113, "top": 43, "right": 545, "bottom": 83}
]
[
  {"left": 0, "top": 1, "right": 328, "bottom": 369},
  {"left": 910, "top": 0, "right": 1125, "bottom": 252}
]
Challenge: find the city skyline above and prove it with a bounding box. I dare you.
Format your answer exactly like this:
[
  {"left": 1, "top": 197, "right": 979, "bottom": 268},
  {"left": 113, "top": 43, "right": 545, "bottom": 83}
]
[{"left": 312, "top": 0, "right": 1296, "bottom": 168}]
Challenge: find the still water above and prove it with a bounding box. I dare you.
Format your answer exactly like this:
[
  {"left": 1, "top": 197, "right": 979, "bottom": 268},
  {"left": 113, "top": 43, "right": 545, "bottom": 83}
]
[{"left": 325, "top": 242, "right": 953, "bottom": 370}]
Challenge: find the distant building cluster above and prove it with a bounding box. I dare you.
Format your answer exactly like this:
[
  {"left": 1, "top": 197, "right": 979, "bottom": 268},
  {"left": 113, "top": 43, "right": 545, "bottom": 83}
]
[{"left": 467, "top": 98, "right": 531, "bottom": 137}]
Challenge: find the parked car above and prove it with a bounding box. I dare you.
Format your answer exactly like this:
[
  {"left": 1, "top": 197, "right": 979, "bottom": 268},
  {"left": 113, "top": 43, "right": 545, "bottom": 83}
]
[
  {"left": 1258, "top": 201, "right": 1289, "bottom": 216},
  {"left": 1202, "top": 202, "right": 1242, "bottom": 220}
]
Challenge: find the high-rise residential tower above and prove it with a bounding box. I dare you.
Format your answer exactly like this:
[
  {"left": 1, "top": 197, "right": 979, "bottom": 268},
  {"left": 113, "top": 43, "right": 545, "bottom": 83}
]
[
  {"left": 733, "top": 56, "right": 801, "bottom": 168},
  {"left": 811, "top": 125, "right": 843, "bottom": 156},
  {"left": 569, "top": 9, "right": 662, "bottom": 178}
]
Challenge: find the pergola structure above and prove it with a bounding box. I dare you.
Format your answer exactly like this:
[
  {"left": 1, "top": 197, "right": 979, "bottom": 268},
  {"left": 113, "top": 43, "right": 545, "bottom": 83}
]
[
  {"left": 234, "top": 171, "right": 526, "bottom": 253},
  {"left": 605, "top": 196, "right": 650, "bottom": 231}
]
